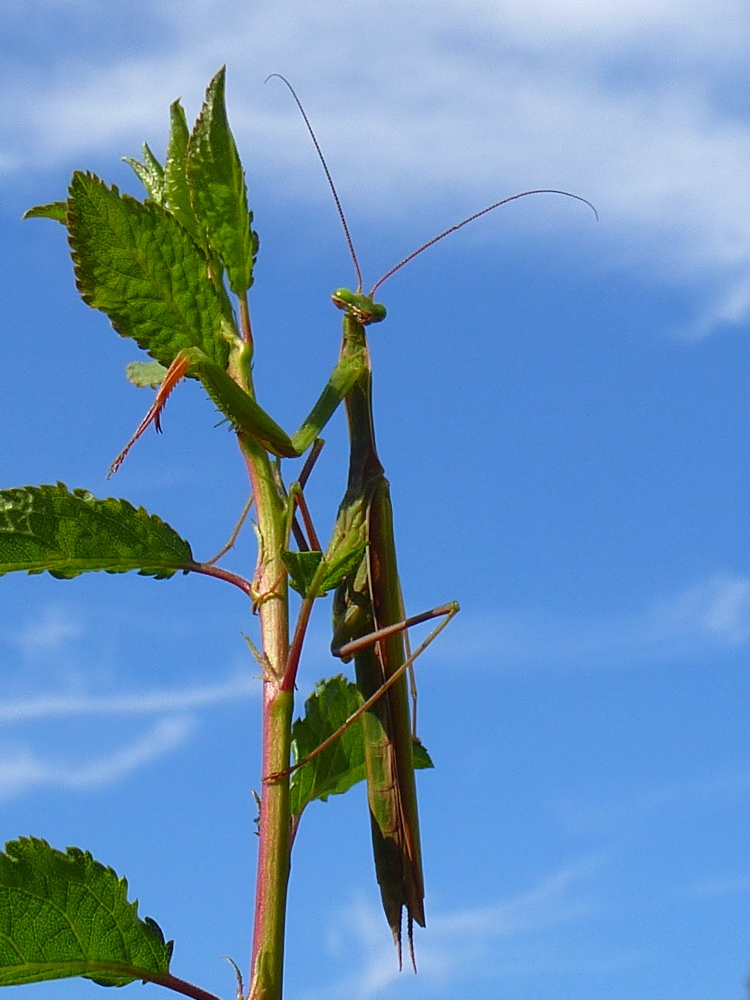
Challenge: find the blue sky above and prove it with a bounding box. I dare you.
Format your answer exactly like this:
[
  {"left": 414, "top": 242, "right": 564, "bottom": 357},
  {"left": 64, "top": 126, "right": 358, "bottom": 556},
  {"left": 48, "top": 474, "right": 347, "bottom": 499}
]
[{"left": 2, "top": 1, "right": 750, "bottom": 998}]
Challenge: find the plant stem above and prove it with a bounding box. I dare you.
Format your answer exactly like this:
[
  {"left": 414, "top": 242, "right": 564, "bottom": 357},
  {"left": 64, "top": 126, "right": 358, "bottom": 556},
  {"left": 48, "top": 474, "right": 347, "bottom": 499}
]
[
  {"left": 187, "top": 560, "right": 254, "bottom": 597},
  {"left": 239, "top": 432, "right": 292, "bottom": 1000},
  {"left": 150, "top": 972, "right": 223, "bottom": 1000}
]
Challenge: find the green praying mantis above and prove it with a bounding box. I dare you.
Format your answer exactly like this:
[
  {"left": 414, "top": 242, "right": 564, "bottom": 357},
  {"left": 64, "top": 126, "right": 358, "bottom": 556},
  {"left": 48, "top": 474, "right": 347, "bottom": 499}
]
[
  {"left": 107, "top": 74, "right": 597, "bottom": 973},
  {"left": 266, "top": 76, "right": 597, "bottom": 969}
]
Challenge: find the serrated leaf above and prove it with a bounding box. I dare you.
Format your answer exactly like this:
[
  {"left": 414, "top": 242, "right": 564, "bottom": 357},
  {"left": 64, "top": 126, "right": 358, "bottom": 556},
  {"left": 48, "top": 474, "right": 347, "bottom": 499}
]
[
  {"left": 186, "top": 66, "right": 258, "bottom": 295},
  {"left": 0, "top": 838, "right": 172, "bottom": 988},
  {"left": 126, "top": 359, "right": 168, "bottom": 388},
  {"left": 290, "top": 676, "right": 367, "bottom": 817},
  {"left": 23, "top": 202, "right": 67, "bottom": 223},
  {"left": 164, "top": 100, "right": 203, "bottom": 244},
  {"left": 281, "top": 550, "right": 323, "bottom": 597},
  {"left": 413, "top": 738, "right": 434, "bottom": 770},
  {"left": 123, "top": 142, "right": 165, "bottom": 204},
  {"left": 67, "top": 171, "right": 235, "bottom": 371},
  {"left": 0, "top": 484, "right": 193, "bottom": 580},
  {"left": 290, "top": 675, "right": 434, "bottom": 817}
]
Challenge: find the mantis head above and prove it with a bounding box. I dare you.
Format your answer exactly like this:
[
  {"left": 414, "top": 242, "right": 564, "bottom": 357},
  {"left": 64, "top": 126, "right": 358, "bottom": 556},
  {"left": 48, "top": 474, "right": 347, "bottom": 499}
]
[{"left": 332, "top": 288, "right": 387, "bottom": 327}]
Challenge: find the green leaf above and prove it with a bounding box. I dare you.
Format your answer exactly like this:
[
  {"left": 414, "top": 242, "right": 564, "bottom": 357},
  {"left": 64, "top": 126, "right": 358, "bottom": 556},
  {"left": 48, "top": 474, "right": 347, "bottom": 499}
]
[
  {"left": 290, "top": 676, "right": 367, "bottom": 817},
  {"left": 290, "top": 675, "right": 435, "bottom": 817},
  {"left": 126, "top": 359, "right": 168, "bottom": 388},
  {"left": 282, "top": 540, "right": 368, "bottom": 599},
  {"left": 163, "top": 100, "right": 203, "bottom": 244},
  {"left": 67, "top": 170, "right": 235, "bottom": 371},
  {"left": 281, "top": 550, "right": 323, "bottom": 597},
  {"left": 413, "top": 738, "right": 434, "bottom": 770},
  {"left": 22, "top": 202, "right": 68, "bottom": 223},
  {"left": 0, "top": 484, "right": 193, "bottom": 580},
  {"left": 123, "top": 142, "right": 165, "bottom": 205},
  {"left": 0, "top": 838, "right": 172, "bottom": 988},
  {"left": 186, "top": 66, "right": 259, "bottom": 296}
]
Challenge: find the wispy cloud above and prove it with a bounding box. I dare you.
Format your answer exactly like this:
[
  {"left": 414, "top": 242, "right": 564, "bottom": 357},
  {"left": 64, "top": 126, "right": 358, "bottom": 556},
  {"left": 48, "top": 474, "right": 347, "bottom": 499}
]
[
  {"left": 0, "top": 672, "right": 258, "bottom": 724},
  {"left": 442, "top": 573, "right": 750, "bottom": 673},
  {"left": 0, "top": 670, "right": 258, "bottom": 799},
  {"left": 678, "top": 872, "right": 750, "bottom": 899},
  {"left": 6, "top": 606, "right": 84, "bottom": 659},
  {"left": 311, "top": 852, "right": 611, "bottom": 998},
  {"left": 3, "top": 0, "right": 750, "bottom": 332},
  {"left": 553, "top": 763, "right": 750, "bottom": 837},
  {"left": 0, "top": 716, "right": 193, "bottom": 800}
]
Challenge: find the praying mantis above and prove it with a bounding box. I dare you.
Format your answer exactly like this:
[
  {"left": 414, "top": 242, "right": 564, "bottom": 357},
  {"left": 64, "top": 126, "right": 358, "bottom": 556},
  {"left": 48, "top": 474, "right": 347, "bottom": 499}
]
[
  {"left": 107, "top": 71, "right": 597, "bottom": 975},
  {"left": 265, "top": 76, "right": 598, "bottom": 969},
  {"left": 321, "top": 285, "right": 455, "bottom": 968}
]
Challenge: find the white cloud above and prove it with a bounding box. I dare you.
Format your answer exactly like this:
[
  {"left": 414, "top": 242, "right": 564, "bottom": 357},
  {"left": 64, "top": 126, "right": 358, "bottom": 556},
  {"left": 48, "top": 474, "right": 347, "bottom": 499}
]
[
  {"left": 553, "top": 763, "right": 750, "bottom": 837},
  {"left": 442, "top": 573, "right": 750, "bottom": 673},
  {"left": 6, "top": 606, "right": 84, "bottom": 658},
  {"left": 472, "top": 0, "right": 750, "bottom": 58},
  {"left": 0, "top": 667, "right": 258, "bottom": 800},
  {"left": 313, "top": 852, "right": 610, "bottom": 998},
  {"left": 0, "top": 716, "right": 193, "bottom": 799},
  {"left": 430, "top": 854, "right": 603, "bottom": 938},
  {"left": 3, "top": 0, "right": 750, "bottom": 334},
  {"left": 678, "top": 872, "right": 750, "bottom": 899},
  {"left": 0, "top": 671, "right": 258, "bottom": 723}
]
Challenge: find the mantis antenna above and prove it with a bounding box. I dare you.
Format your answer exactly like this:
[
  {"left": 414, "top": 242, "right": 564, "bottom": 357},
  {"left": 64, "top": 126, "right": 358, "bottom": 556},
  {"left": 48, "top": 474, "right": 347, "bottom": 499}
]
[
  {"left": 267, "top": 74, "right": 598, "bottom": 300},
  {"left": 369, "top": 189, "right": 598, "bottom": 297},
  {"left": 265, "top": 74, "right": 364, "bottom": 292}
]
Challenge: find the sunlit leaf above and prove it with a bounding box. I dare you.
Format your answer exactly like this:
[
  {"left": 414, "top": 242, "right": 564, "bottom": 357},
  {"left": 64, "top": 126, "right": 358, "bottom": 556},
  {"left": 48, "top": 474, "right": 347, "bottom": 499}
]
[
  {"left": 290, "top": 676, "right": 366, "bottom": 817},
  {"left": 123, "top": 142, "right": 166, "bottom": 204},
  {"left": 186, "top": 66, "right": 258, "bottom": 295},
  {"left": 0, "top": 838, "right": 172, "bottom": 988},
  {"left": 68, "top": 171, "right": 235, "bottom": 370},
  {"left": 0, "top": 484, "right": 192, "bottom": 580},
  {"left": 22, "top": 202, "right": 67, "bottom": 223}
]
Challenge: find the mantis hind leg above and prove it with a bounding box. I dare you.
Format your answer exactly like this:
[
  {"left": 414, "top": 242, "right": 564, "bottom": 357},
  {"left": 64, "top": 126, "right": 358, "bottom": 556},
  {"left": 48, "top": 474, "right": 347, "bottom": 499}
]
[{"left": 266, "top": 601, "right": 459, "bottom": 779}]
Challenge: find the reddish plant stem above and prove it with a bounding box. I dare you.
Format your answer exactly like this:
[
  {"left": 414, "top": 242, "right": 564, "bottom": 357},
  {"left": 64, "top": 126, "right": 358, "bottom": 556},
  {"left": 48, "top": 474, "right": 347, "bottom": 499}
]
[
  {"left": 238, "top": 432, "right": 292, "bottom": 1000},
  {"left": 187, "top": 561, "right": 254, "bottom": 597},
  {"left": 150, "top": 972, "right": 223, "bottom": 1000},
  {"left": 280, "top": 593, "right": 315, "bottom": 694},
  {"left": 239, "top": 294, "right": 254, "bottom": 349}
]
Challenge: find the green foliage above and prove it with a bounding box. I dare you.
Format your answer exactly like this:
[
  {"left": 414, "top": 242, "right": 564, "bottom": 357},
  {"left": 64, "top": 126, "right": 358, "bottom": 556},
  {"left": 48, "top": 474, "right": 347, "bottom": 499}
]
[
  {"left": 282, "top": 550, "right": 324, "bottom": 598},
  {"left": 0, "top": 838, "right": 172, "bottom": 988},
  {"left": 0, "top": 484, "right": 193, "bottom": 580},
  {"left": 26, "top": 68, "right": 302, "bottom": 468},
  {"left": 67, "top": 171, "right": 236, "bottom": 371},
  {"left": 163, "top": 101, "right": 203, "bottom": 245},
  {"left": 413, "top": 739, "right": 434, "bottom": 770},
  {"left": 126, "top": 359, "right": 169, "bottom": 388},
  {"left": 186, "top": 66, "right": 259, "bottom": 296},
  {"left": 290, "top": 677, "right": 433, "bottom": 817},
  {"left": 122, "top": 143, "right": 165, "bottom": 205},
  {"left": 282, "top": 537, "right": 369, "bottom": 599},
  {"left": 290, "top": 677, "right": 367, "bottom": 817},
  {"left": 22, "top": 202, "right": 67, "bottom": 223},
  {"left": 28, "top": 69, "right": 303, "bottom": 467}
]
